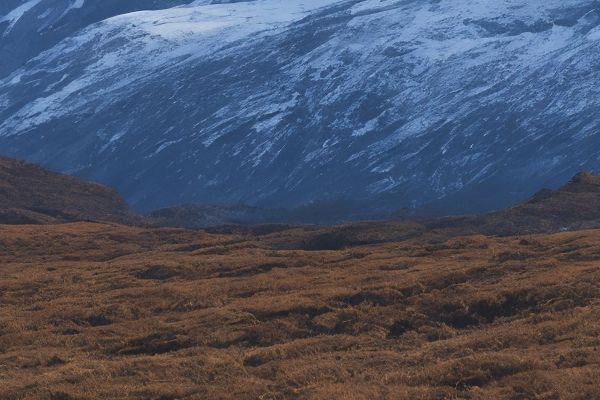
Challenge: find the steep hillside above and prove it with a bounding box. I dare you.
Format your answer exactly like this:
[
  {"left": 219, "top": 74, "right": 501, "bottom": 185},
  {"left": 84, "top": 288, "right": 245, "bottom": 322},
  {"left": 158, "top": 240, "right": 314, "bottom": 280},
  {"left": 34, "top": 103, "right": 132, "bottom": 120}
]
[
  {"left": 0, "top": 156, "right": 135, "bottom": 224},
  {"left": 0, "top": 0, "right": 195, "bottom": 77},
  {"left": 1, "top": 0, "right": 599, "bottom": 212}
]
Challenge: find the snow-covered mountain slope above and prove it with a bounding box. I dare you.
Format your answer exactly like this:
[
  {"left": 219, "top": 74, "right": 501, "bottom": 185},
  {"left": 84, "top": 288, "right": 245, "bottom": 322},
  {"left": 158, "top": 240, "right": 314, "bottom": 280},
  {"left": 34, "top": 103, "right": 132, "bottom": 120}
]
[
  {"left": 1, "top": 0, "right": 599, "bottom": 212},
  {"left": 0, "top": 0, "right": 195, "bottom": 77}
]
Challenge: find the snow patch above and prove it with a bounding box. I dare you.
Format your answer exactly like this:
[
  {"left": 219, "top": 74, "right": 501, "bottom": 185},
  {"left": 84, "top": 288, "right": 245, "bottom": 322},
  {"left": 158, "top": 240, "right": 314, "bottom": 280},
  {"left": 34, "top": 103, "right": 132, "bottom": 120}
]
[
  {"left": 588, "top": 28, "right": 600, "bottom": 41},
  {"left": 1, "top": 0, "right": 44, "bottom": 35}
]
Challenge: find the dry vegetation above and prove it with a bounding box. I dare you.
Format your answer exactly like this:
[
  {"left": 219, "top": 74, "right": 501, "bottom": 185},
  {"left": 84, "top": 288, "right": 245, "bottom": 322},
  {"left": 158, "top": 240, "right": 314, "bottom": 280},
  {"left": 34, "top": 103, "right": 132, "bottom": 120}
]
[
  {"left": 1, "top": 221, "right": 599, "bottom": 399},
  {"left": 0, "top": 157, "right": 136, "bottom": 225}
]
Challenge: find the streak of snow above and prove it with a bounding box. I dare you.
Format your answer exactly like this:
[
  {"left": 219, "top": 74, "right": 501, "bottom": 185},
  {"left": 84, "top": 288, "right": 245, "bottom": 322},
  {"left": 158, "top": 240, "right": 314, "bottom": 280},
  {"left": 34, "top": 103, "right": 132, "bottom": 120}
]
[{"left": 1, "top": 0, "right": 44, "bottom": 35}]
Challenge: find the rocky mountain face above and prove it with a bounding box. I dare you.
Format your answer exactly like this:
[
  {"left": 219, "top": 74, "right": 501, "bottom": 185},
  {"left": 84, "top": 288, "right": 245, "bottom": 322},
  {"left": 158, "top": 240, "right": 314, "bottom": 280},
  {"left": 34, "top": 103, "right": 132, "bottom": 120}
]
[
  {"left": 0, "top": 156, "right": 135, "bottom": 223},
  {"left": 1, "top": 0, "right": 599, "bottom": 213}
]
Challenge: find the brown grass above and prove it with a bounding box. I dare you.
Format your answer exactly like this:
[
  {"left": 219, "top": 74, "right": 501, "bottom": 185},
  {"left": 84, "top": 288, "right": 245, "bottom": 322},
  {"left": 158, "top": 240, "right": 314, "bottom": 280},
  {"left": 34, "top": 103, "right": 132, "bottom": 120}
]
[
  {"left": 0, "top": 222, "right": 599, "bottom": 399},
  {"left": 0, "top": 157, "right": 136, "bottom": 224}
]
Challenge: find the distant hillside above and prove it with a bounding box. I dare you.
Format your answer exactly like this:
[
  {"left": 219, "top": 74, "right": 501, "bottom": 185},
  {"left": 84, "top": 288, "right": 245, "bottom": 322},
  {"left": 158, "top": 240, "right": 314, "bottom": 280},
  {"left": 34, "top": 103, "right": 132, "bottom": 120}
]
[
  {"left": 271, "top": 171, "right": 600, "bottom": 250},
  {"left": 149, "top": 203, "right": 283, "bottom": 228},
  {"left": 507, "top": 172, "right": 600, "bottom": 229},
  {"left": 0, "top": 156, "right": 428, "bottom": 228},
  {"left": 0, "top": 156, "right": 136, "bottom": 224},
  {"left": 427, "top": 171, "right": 600, "bottom": 236},
  {"left": 149, "top": 199, "right": 388, "bottom": 228},
  {"left": 4, "top": 155, "right": 600, "bottom": 236}
]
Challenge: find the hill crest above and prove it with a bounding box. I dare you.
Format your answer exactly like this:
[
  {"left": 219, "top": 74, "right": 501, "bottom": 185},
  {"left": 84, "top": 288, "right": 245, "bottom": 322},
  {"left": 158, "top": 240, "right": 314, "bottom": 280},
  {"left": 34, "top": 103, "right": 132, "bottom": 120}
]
[{"left": 0, "top": 156, "right": 135, "bottom": 224}]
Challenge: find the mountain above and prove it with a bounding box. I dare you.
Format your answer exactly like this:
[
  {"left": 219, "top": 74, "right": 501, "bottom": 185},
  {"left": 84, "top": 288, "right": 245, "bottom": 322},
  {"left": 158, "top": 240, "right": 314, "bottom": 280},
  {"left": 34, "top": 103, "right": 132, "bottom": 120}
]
[
  {"left": 0, "top": 156, "right": 135, "bottom": 223},
  {"left": 1, "top": 0, "right": 600, "bottom": 213},
  {"left": 0, "top": 0, "right": 195, "bottom": 77}
]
